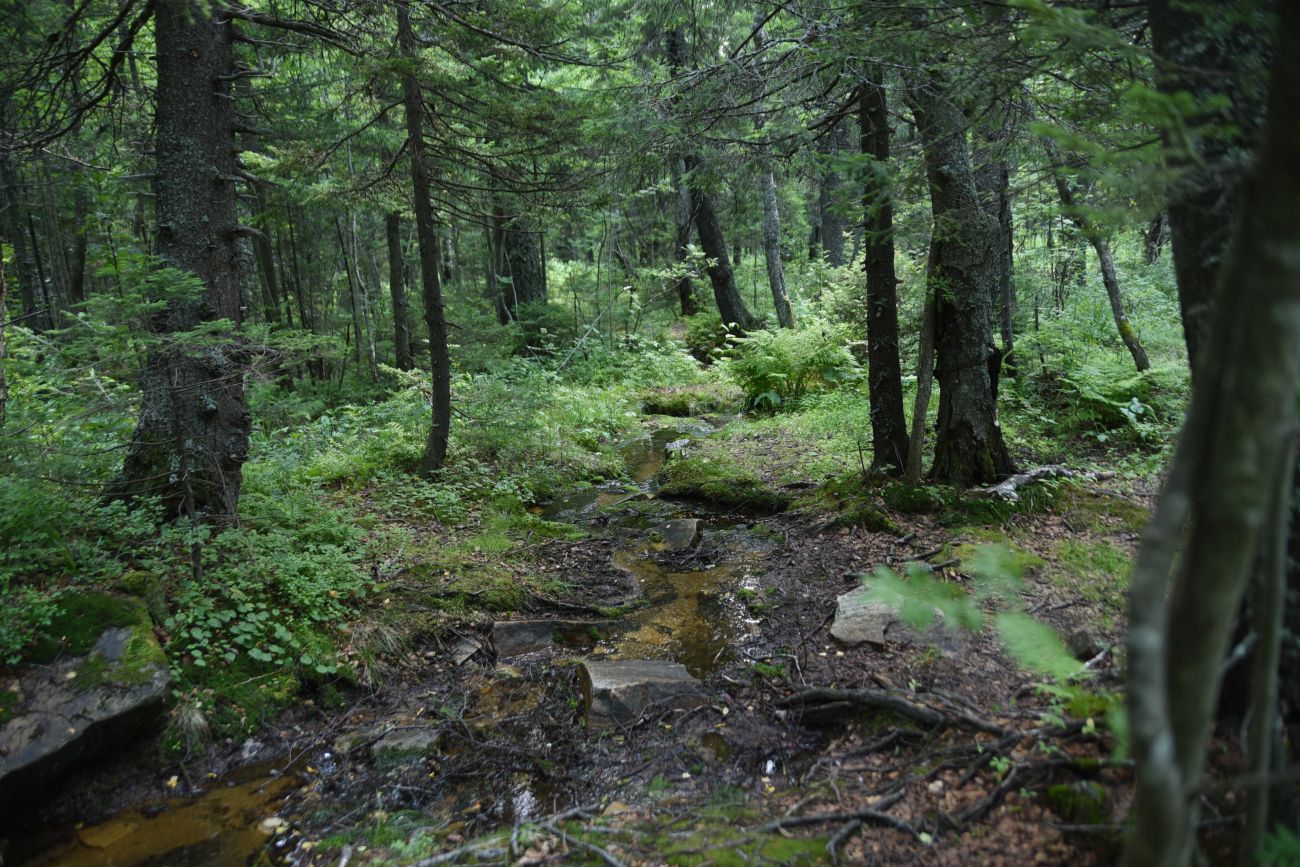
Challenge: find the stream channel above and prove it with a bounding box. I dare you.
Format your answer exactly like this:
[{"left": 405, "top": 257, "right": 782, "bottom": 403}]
[{"left": 9, "top": 420, "right": 775, "bottom": 866}]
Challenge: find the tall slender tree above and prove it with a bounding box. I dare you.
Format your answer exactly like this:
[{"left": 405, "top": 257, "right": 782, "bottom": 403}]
[
  {"left": 396, "top": 2, "right": 452, "bottom": 475},
  {"left": 859, "top": 72, "right": 907, "bottom": 474}
]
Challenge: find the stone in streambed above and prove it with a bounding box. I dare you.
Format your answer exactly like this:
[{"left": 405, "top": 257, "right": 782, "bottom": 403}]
[
  {"left": 0, "top": 595, "right": 171, "bottom": 807},
  {"left": 658, "top": 518, "right": 702, "bottom": 552},
  {"left": 578, "top": 659, "right": 704, "bottom": 727},
  {"left": 492, "top": 620, "right": 612, "bottom": 658},
  {"left": 371, "top": 726, "right": 440, "bottom": 761}
]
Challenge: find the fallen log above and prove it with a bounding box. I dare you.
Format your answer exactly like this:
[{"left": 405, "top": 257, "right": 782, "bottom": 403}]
[{"left": 976, "top": 465, "right": 1088, "bottom": 502}]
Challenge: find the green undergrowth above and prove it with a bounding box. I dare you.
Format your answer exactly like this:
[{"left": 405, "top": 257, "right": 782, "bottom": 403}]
[
  {"left": 1050, "top": 538, "right": 1131, "bottom": 614},
  {"left": 1, "top": 339, "right": 713, "bottom": 748},
  {"left": 321, "top": 806, "right": 829, "bottom": 866},
  {"left": 640, "top": 380, "right": 743, "bottom": 417}
]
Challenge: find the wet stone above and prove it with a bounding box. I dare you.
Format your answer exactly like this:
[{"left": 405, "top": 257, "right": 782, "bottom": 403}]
[
  {"left": 371, "top": 726, "right": 440, "bottom": 760},
  {"left": 658, "top": 518, "right": 702, "bottom": 552},
  {"left": 449, "top": 636, "right": 483, "bottom": 666},
  {"left": 578, "top": 659, "right": 705, "bottom": 727},
  {"left": 492, "top": 620, "right": 611, "bottom": 658},
  {"left": 0, "top": 624, "right": 170, "bottom": 807}
]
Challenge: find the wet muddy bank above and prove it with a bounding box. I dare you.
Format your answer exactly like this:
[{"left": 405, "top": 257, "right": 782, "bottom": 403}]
[{"left": 4, "top": 417, "right": 804, "bottom": 866}]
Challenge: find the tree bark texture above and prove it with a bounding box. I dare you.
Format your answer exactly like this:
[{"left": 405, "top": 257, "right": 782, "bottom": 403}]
[
  {"left": 1123, "top": 9, "right": 1300, "bottom": 861},
  {"left": 397, "top": 2, "right": 452, "bottom": 475},
  {"left": 1043, "top": 139, "right": 1151, "bottom": 372},
  {"left": 386, "top": 212, "right": 413, "bottom": 371},
  {"left": 909, "top": 74, "right": 1013, "bottom": 486},
  {"left": 860, "top": 75, "right": 908, "bottom": 474},
  {"left": 1149, "top": 0, "right": 1271, "bottom": 375},
  {"left": 973, "top": 112, "right": 1016, "bottom": 377},
  {"left": 759, "top": 161, "right": 793, "bottom": 328},
  {"left": 492, "top": 203, "right": 547, "bottom": 324},
  {"left": 816, "top": 123, "right": 849, "bottom": 266},
  {"left": 685, "top": 156, "right": 757, "bottom": 332},
  {"left": 110, "top": 0, "right": 249, "bottom": 521},
  {"left": 68, "top": 181, "right": 88, "bottom": 306},
  {"left": 671, "top": 156, "right": 698, "bottom": 316}
]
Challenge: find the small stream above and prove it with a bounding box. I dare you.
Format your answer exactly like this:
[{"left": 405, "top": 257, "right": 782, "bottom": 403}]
[
  {"left": 540, "top": 422, "right": 772, "bottom": 676},
  {"left": 7, "top": 420, "right": 768, "bottom": 866}
]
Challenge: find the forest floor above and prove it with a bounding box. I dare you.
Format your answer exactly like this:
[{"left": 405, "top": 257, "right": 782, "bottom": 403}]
[{"left": 12, "top": 404, "right": 1240, "bottom": 867}]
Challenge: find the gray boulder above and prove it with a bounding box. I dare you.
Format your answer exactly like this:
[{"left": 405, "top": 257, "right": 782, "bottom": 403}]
[
  {"left": 492, "top": 620, "right": 610, "bottom": 658},
  {"left": 578, "top": 659, "right": 704, "bottom": 727},
  {"left": 657, "top": 518, "right": 702, "bottom": 552},
  {"left": 0, "top": 622, "right": 171, "bottom": 806},
  {"left": 830, "top": 588, "right": 970, "bottom": 656}
]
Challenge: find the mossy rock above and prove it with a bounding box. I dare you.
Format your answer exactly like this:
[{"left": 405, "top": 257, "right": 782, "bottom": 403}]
[
  {"left": 1045, "top": 780, "right": 1108, "bottom": 824},
  {"left": 640, "top": 384, "right": 743, "bottom": 417},
  {"left": 26, "top": 592, "right": 151, "bottom": 665},
  {"left": 113, "top": 570, "right": 168, "bottom": 621},
  {"left": 658, "top": 455, "right": 790, "bottom": 513},
  {"left": 0, "top": 689, "right": 18, "bottom": 725}
]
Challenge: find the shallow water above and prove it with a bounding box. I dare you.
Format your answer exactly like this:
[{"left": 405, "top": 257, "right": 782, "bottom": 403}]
[{"left": 10, "top": 760, "right": 301, "bottom": 866}]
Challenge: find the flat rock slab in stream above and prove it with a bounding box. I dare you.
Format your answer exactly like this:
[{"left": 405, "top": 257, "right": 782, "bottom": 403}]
[
  {"left": 492, "top": 620, "right": 613, "bottom": 658},
  {"left": 831, "top": 588, "right": 970, "bottom": 656},
  {"left": 658, "top": 518, "right": 702, "bottom": 551},
  {"left": 0, "top": 626, "right": 171, "bottom": 806},
  {"left": 371, "top": 726, "right": 441, "bottom": 760},
  {"left": 578, "top": 660, "right": 705, "bottom": 727}
]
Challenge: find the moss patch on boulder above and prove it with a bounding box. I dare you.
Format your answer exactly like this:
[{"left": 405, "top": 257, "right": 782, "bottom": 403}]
[
  {"left": 658, "top": 455, "right": 790, "bottom": 513},
  {"left": 27, "top": 592, "right": 150, "bottom": 665}
]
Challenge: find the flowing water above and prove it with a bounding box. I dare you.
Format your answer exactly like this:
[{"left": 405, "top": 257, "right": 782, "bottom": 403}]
[{"left": 6, "top": 420, "right": 767, "bottom": 866}]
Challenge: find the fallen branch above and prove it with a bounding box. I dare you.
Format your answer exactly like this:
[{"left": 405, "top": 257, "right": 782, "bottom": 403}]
[
  {"left": 755, "top": 791, "right": 915, "bottom": 836},
  {"left": 779, "top": 688, "right": 946, "bottom": 728},
  {"left": 975, "top": 465, "right": 1094, "bottom": 502}
]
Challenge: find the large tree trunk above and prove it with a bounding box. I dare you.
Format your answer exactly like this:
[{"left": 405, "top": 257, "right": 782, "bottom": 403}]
[
  {"left": 397, "top": 2, "right": 452, "bottom": 475},
  {"left": 68, "top": 181, "right": 88, "bottom": 306},
  {"left": 909, "top": 74, "right": 1013, "bottom": 486},
  {"left": 860, "top": 74, "right": 907, "bottom": 474},
  {"left": 386, "top": 212, "right": 413, "bottom": 371},
  {"left": 1043, "top": 139, "right": 1151, "bottom": 372},
  {"left": 973, "top": 111, "right": 1016, "bottom": 378},
  {"left": 1123, "top": 9, "right": 1300, "bottom": 862},
  {"left": 492, "top": 202, "right": 547, "bottom": 324},
  {"left": 685, "top": 156, "right": 757, "bottom": 332},
  {"left": 110, "top": 0, "right": 248, "bottom": 521},
  {"left": 1149, "top": 0, "right": 1270, "bottom": 376}
]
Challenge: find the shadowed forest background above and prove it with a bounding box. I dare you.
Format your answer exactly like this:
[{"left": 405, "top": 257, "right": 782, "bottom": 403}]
[{"left": 0, "top": 0, "right": 1297, "bottom": 864}]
